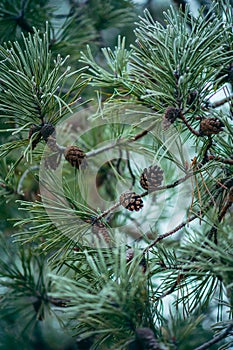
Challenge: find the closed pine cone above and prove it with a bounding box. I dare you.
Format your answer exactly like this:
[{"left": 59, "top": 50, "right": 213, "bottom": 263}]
[
  {"left": 199, "top": 118, "right": 224, "bottom": 136},
  {"left": 119, "top": 191, "right": 143, "bottom": 212},
  {"left": 41, "top": 123, "right": 58, "bottom": 151},
  {"left": 135, "top": 328, "right": 162, "bottom": 350},
  {"left": 140, "top": 165, "right": 163, "bottom": 192},
  {"left": 40, "top": 123, "right": 55, "bottom": 142},
  {"left": 64, "top": 146, "right": 87, "bottom": 169}
]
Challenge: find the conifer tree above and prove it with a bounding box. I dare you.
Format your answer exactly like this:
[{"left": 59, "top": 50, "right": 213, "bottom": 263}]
[{"left": 0, "top": 1, "right": 233, "bottom": 349}]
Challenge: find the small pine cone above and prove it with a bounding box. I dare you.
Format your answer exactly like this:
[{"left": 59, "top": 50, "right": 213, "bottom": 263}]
[
  {"left": 40, "top": 123, "right": 55, "bottom": 142},
  {"left": 119, "top": 191, "right": 143, "bottom": 212},
  {"left": 41, "top": 123, "right": 59, "bottom": 152},
  {"left": 135, "top": 328, "right": 162, "bottom": 350},
  {"left": 199, "top": 118, "right": 224, "bottom": 136},
  {"left": 92, "top": 221, "right": 110, "bottom": 243},
  {"left": 140, "top": 165, "right": 163, "bottom": 192},
  {"left": 164, "top": 107, "right": 181, "bottom": 123},
  {"left": 64, "top": 146, "right": 87, "bottom": 169}
]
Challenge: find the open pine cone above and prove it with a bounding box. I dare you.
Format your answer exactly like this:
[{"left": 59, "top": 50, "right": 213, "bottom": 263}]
[
  {"left": 199, "top": 118, "right": 224, "bottom": 136},
  {"left": 119, "top": 191, "right": 143, "bottom": 212},
  {"left": 140, "top": 165, "right": 163, "bottom": 192},
  {"left": 64, "top": 146, "right": 87, "bottom": 169}
]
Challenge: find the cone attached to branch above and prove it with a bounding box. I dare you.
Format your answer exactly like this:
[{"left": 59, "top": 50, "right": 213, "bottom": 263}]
[
  {"left": 40, "top": 123, "right": 55, "bottom": 142},
  {"left": 64, "top": 146, "right": 87, "bottom": 169},
  {"left": 199, "top": 118, "right": 224, "bottom": 136},
  {"left": 41, "top": 123, "right": 58, "bottom": 151},
  {"left": 135, "top": 328, "right": 162, "bottom": 350},
  {"left": 162, "top": 106, "right": 181, "bottom": 130},
  {"left": 119, "top": 191, "right": 143, "bottom": 212},
  {"left": 164, "top": 107, "right": 181, "bottom": 123},
  {"left": 140, "top": 165, "right": 163, "bottom": 192}
]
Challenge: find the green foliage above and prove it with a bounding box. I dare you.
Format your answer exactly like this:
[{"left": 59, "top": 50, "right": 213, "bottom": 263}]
[
  {"left": 0, "top": 26, "right": 86, "bottom": 129},
  {"left": 0, "top": 1, "right": 233, "bottom": 349},
  {"left": 0, "top": 0, "right": 53, "bottom": 43},
  {"left": 50, "top": 246, "right": 150, "bottom": 349},
  {"left": 81, "top": 2, "right": 233, "bottom": 114}
]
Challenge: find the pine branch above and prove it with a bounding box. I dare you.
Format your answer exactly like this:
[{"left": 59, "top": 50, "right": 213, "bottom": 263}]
[
  {"left": 207, "top": 155, "right": 233, "bottom": 165},
  {"left": 86, "top": 120, "right": 158, "bottom": 158},
  {"left": 144, "top": 213, "right": 198, "bottom": 253},
  {"left": 209, "top": 93, "right": 233, "bottom": 108},
  {"left": 194, "top": 323, "right": 233, "bottom": 350}
]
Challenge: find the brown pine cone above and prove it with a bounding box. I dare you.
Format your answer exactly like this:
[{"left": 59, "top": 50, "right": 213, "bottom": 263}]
[
  {"left": 64, "top": 146, "right": 87, "bottom": 169},
  {"left": 119, "top": 191, "right": 143, "bottom": 212},
  {"left": 40, "top": 123, "right": 55, "bottom": 142},
  {"left": 162, "top": 107, "right": 181, "bottom": 130},
  {"left": 140, "top": 165, "right": 163, "bottom": 192},
  {"left": 135, "top": 328, "right": 162, "bottom": 350},
  {"left": 92, "top": 221, "right": 110, "bottom": 243},
  {"left": 164, "top": 107, "right": 181, "bottom": 123},
  {"left": 41, "top": 123, "right": 59, "bottom": 151},
  {"left": 199, "top": 118, "right": 224, "bottom": 136}
]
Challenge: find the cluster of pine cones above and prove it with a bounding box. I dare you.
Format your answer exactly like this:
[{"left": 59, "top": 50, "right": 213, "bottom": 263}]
[
  {"left": 119, "top": 164, "right": 164, "bottom": 212},
  {"left": 29, "top": 123, "right": 87, "bottom": 170}
]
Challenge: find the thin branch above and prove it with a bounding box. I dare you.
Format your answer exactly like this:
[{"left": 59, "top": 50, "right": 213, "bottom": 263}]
[
  {"left": 86, "top": 121, "right": 158, "bottom": 159},
  {"left": 208, "top": 155, "right": 233, "bottom": 165},
  {"left": 180, "top": 113, "right": 201, "bottom": 137},
  {"left": 218, "top": 187, "right": 233, "bottom": 222},
  {"left": 94, "top": 202, "right": 121, "bottom": 222},
  {"left": 48, "top": 296, "right": 69, "bottom": 307},
  {"left": 86, "top": 140, "right": 124, "bottom": 158},
  {"left": 210, "top": 94, "right": 233, "bottom": 108},
  {"left": 156, "top": 273, "right": 184, "bottom": 301},
  {"left": 94, "top": 172, "right": 192, "bottom": 222},
  {"left": 141, "top": 172, "right": 192, "bottom": 198},
  {"left": 143, "top": 213, "right": 198, "bottom": 253},
  {"left": 208, "top": 187, "right": 233, "bottom": 242},
  {"left": 194, "top": 324, "right": 233, "bottom": 350}
]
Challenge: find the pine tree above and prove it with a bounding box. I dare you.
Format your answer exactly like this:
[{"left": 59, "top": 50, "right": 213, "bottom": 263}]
[{"left": 0, "top": 1, "right": 233, "bottom": 349}]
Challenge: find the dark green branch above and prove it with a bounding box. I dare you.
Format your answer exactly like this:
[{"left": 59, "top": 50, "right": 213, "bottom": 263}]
[{"left": 194, "top": 324, "right": 233, "bottom": 350}]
